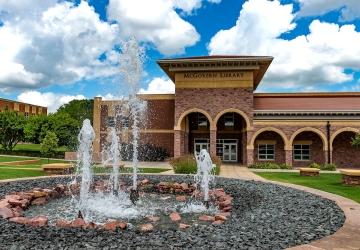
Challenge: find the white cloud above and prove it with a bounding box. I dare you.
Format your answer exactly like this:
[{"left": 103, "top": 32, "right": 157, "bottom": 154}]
[
  {"left": 0, "top": 1, "right": 120, "bottom": 92},
  {"left": 208, "top": 0, "right": 360, "bottom": 91},
  {"left": 297, "top": 0, "right": 360, "bottom": 22},
  {"left": 107, "top": 0, "right": 201, "bottom": 55},
  {"left": 139, "top": 77, "right": 175, "bottom": 94},
  {"left": 17, "top": 91, "right": 86, "bottom": 113}
]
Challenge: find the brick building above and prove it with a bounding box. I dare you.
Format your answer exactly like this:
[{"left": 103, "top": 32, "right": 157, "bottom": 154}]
[
  {"left": 93, "top": 56, "right": 360, "bottom": 168},
  {"left": 0, "top": 98, "right": 47, "bottom": 117}
]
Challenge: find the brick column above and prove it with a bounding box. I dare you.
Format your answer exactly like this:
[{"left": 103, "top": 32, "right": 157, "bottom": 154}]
[
  {"left": 285, "top": 150, "right": 292, "bottom": 166},
  {"left": 324, "top": 150, "right": 332, "bottom": 164},
  {"left": 210, "top": 129, "right": 217, "bottom": 157},
  {"left": 246, "top": 147, "right": 254, "bottom": 166},
  {"left": 174, "top": 130, "right": 182, "bottom": 158},
  {"left": 93, "top": 97, "right": 102, "bottom": 154}
]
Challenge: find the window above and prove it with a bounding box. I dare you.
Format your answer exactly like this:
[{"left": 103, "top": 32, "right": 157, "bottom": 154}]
[
  {"left": 258, "top": 144, "right": 275, "bottom": 160},
  {"left": 293, "top": 144, "right": 310, "bottom": 161},
  {"left": 107, "top": 117, "right": 115, "bottom": 127},
  {"left": 24, "top": 112, "right": 29, "bottom": 118},
  {"left": 224, "top": 113, "right": 234, "bottom": 127},
  {"left": 197, "top": 113, "right": 208, "bottom": 128}
]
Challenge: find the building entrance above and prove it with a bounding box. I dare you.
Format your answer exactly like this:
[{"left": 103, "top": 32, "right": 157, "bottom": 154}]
[
  {"left": 194, "top": 138, "right": 210, "bottom": 153},
  {"left": 216, "top": 139, "right": 238, "bottom": 162}
]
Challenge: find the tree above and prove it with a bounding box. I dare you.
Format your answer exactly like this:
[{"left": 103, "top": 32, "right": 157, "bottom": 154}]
[
  {"left": 57, "top": 99, "right": 94, "bottom": 124},
  {"left": 351, "top": 133, "right": 360, "bottom": 148},
  {"left": 24, "top": 115, "right": 48, "bottom": 144},
  {"left": 47, "top": 113, "right": 80, "bottom": 149},
  {"left": 40, "top": 131, "right": 58, "bottom": 162},
  {"left": 0, "top": 110, "right": 26, "bottom": 151}
]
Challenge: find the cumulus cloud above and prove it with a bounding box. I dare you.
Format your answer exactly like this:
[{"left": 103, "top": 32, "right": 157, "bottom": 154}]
[
  {"left": 139, "top": 77, "right": 175, "bottom": 94},
  {"left": 0, "top": 1, "right": 120, "bottom": 92},
  {"left": 107, "top": 0, "right": 201, "bottom": 55},
  {"left": 208, "top": 0, "right": 360, "bottom": 91},
  {"left": 297, "top": 0, "right": 360, "bottom": 22},
  {"left": 17, "top": 91, "right": 86, "bottom": 113}
]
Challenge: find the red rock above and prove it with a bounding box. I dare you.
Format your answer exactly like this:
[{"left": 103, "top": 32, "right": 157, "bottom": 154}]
[
  {"left": 70, "top": 218, "right": 86, "bottom": 228},
  {"left": 5, "top": 195, "right": 21, "bottom": 200},
  {"left": 9, "top": 217, "right": 29, "bottom": 224},
  {"left": 31, "top": 197, "right": 47, "bottom": 206},
  {"left": 18, "top": 192, "right": 34, "bottom": 200},
  {"left": 180, "top": 183, "right": 189, "bottom": 190},
  {"left": 221, "top": 206, "right": 232, "bottom": 212},
  {"left": 176, "top": 195, "right": 187, "bottom": 202},
  {"left": 179, "top": 223, "right": 190, "bottom": 229},
  {"left": 140, "top": 179, "right": 150, "bottom": 185},
  {"left": 199, "top": 215, "right": 215, "bottom": 222},
  {"left": 212, "top": 220, "right": 224, "bottom": 225},
  {"left": 103, "top": 221, "right": 118, "bottom": 231},
  {"left": 147, "top": 216, "right": 160, "bottom": 222},
  {"left": 32, "top": 191, "right": 47, "bottom": 198},
  {"left": 12, "top": 207, "right": 23, "bottom": 217},
  {"left": 219, "top": 199, "right": 232, "bottom": 209},
  {"left": 169, "top": 212, "right": 181, "bottom": 222},
  {"left": 54, "top": 184, "right": 66, "bottom": 193},
  {"left": 28, "top": 216, "right": 48, "bottom": 227},
  {"left": 215, "top": 214, "right": 227, "bottom": 221},
  {"left": 0, "top": 200, "right": 10, "bottom": 209},
  {"left": 139, "top": 223, "right": 154, "bottom": 232},
  {"left": 117, "top": 222, "right": 127, "bottom": 230},
  {"left": 0, "top": 207, "right": 14, "bottom": 219},
  {"left": 56, "top": 219, "right": 71, "bottom": 228},
  {"left": 218, "top": 212, "right": 231, "bottom": 218}
]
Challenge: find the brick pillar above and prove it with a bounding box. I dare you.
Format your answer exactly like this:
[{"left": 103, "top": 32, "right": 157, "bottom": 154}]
[
  {"left": 210, "top": 129, "right": 217, "bottom": 157},
  {"left": 246, "top": 147, "right": 254, "bottom": 166},
  {"left": 324, "top": 150, "right": 331, "bottom": 164},
  {"left": 285, "top": 150, "right": 292, "bottom": 166},
  {"left": 93, "top": 97, "right": 102, "bottom": 154},
  {"left": 174, "top": 130, "right": 183, "bottom": 158},
  {"left": 329, "top": 150, "right": 333, "bottom": 164}
]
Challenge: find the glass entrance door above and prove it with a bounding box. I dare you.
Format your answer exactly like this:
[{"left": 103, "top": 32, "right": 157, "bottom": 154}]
[
  {"left": 223, "top": 143, "right": 237, "bottom": 162},
  {"left": 194, "top": 139, "right": 210, "bottom": 153}
]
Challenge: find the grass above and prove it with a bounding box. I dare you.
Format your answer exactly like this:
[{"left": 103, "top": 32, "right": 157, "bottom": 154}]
[
  {"left": 0, "top": 168, "right": 46, "bottom": 180},
  {"left": 1, "top": 143, "right": 68, "bottom": 152},
  {"left": 93, "top": 167, "right": 169, "bottom": 174},
  {"left": 256, "top": 172, "right": 360, "bottom": 203},
  {"left": 0, "top": 156, "right": 33, "bottom": 162}
]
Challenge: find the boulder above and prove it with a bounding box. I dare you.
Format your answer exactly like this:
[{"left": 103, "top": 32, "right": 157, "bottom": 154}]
[
  {"left": 31, "top": 197, "right": 47, "bottom": 206},
  {"left": 56, "top": 219, "right": 71, "bottom": 228},
  {"left": 0, "top": 200, "right": 10, "bottom": 209},
  {"left": 215, "top": 214, "right": 227, "bottom": 221},
  {"left": 199, "top": 215, "right": 215, "bottom": 222},
  {"left": 180, "top": 183, "right": 189, "bottom": 191},
  {"left": 70, "top": 218, "right": 86, "bottom": 228},
  {"left": 0, "top": 207, "right": 14, "bottom": 219},
  {"left": 9, "top": 217, "right": 29, "bottom": 224},
  {"left": 139, "top": 223, "right": 154, "bottom": 232},
  {"left": 212, "top": 220, "right": 224, "bottom": 225},
  {"left": 147, "top": 216, "right": 160, "bottom": 222},
  {"left": 32, "top": 191, "right": 48, "bottom": 198},
  {"left": 5, "top": 195, "right": 21, "bottom": 200},
  {"left": 169, "top": 212, "right": 181, "bottom": 222},
  {"left": 221, "top": 206, "right": 232, "bottom": 212},
  {"left": 28, "top": 216, "right": 48, "bottom": 227},
  {"left": 179, "top": 223, "right": 190, "bottom": 229},
  {"left": 176, "top": 195, "right": 187, "bottom": 202}
]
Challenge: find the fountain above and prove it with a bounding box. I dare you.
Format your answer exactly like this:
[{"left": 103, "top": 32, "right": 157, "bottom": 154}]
[{"left": 0, "top": 38, "right": 346, "bottom": 249}]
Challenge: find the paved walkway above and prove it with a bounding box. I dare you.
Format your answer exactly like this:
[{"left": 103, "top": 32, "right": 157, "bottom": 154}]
[{"left": 220, "top": 164, "right": 360, "bottom": 250}]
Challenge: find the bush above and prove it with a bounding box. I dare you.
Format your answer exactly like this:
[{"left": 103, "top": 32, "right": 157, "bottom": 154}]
[
  {"left": 320, "top": 163, "right": 337, "bottom": 171},
  {"left": 308, "top": 162, "right": 321, "bottom": 169},
  {"left": 170, "top": 154, "right": 222, "bottom": 175},
  {"left": 248, "top": 162, "right": 292, "bottom": 169}
]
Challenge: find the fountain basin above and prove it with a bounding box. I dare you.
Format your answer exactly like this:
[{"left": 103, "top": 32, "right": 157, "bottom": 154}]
[{"left": 0, "top": 175, "right": 345, "bottom": 249}]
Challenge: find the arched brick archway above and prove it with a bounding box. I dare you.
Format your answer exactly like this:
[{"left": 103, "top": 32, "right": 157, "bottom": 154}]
[
  {"left": 249, "top": 127, "right": 289, "bottom": 165},
  {"left": 174, "top": 109, "right": 212, "bottom": 157},
  {"left": 214, "top": 108, "right": 252, "bottom": 131},
  {"left": 331, "top": 128, "right": 360, "bottom": 168},
  {"left": 290, "top": 128, "right": 327, "bottom": 167}
]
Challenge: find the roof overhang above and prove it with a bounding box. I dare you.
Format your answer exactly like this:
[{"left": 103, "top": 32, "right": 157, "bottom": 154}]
[{"left": 157, "top": 56, "right": 273, "bottom": 90}]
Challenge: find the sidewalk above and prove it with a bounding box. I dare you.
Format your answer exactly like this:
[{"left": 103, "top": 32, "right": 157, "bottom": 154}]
[{"left": 219, "top": 164, "right": 265, "bottom": 181}]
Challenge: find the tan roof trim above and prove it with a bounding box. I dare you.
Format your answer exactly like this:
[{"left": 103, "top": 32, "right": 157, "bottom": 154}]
[{"left": 0, "top": 97, "right": 47, "bottom": 108}]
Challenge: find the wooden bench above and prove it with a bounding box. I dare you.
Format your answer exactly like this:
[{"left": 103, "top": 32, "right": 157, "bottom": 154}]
[
  {"left": 299, "top": 168, "right": 320, "bottom": 176},
  {"left": 340, "top": 170, "right": 360, "bottom": 185},
  {"left": 42, "top": 163, "right": 74, "bottom": 175},
  {"left": 103, "top": 163, "right": 125, "bottom": 170}
]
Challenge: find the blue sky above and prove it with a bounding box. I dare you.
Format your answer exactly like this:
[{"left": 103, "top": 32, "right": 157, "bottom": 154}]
[{"left": 0, "top": 0, "right": 360, "bottom": 111}]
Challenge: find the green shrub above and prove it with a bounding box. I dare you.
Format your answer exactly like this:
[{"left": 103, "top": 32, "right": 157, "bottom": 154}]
[
  {"left": 248, "top": 162, "right": 293, "bottom": 169},
  {"left": 170, "top": 154, "right": 221, "bottom": 175},
  {"left": 308, "top": 162, "right": 321, "bottom": 169},
  {"left": 320, "top": 163, "right": 337, "bottom": 171}
]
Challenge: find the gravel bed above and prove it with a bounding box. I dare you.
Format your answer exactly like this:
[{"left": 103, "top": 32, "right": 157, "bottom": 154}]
[{"left": 0, "top": 175, "right": 345, "bottom": 250}]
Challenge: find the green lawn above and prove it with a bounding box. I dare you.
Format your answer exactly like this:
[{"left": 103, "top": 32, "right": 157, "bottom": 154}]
[
  {"left": 0, "top": 156, "right": 33, "bottom": 162},
  {"left": 2, "top": 143, "right": 68, "bottom": 152},
  {"left": 0, "top": 155, "right": 70, "bottom": 166},
  {"left": 256, "top": 172, "right": 360, "bottom": 203},
  {"left": 0, "top": 168, "right": 46, "bottom": 180},
  {"left": 93, "top": 167, "right": 169, "bottom": 174}
]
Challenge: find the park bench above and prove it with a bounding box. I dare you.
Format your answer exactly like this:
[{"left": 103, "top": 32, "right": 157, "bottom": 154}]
[
  {"left": 42, "top": 163, "right": 74, "bottom": 175},
  {"left": 103, "top": 163, "right": 125, "bottom": 170},
  {"left": 299, "top": 167, "right": 320, "bottom": 177},
  {"left": 340, "top": 169, "right": 360, "bottom": 185}
]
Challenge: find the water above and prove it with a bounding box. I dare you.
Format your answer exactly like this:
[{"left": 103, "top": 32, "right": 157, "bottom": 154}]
[
  {"left": 194, "top": 149, "right": 215, "bottom": 205},
  {"left": 75, "top": 119, "right": 95, "bottom": 212}
]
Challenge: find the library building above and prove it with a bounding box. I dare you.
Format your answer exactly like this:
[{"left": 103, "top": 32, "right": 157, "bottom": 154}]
[{"left": 93, "top": 56, "right": 360, "bottom": 168}]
